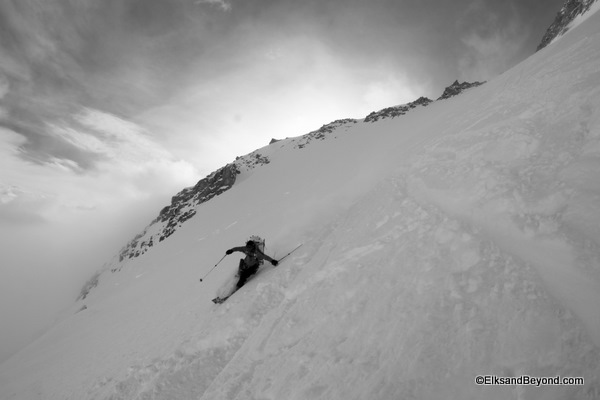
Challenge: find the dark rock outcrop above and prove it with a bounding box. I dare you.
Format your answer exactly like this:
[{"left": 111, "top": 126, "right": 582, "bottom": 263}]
[
  {"left": 113, "top": 148, "right": 275, "bottom": 266},
  {"left": 364, "top": 97, "right": 433, "bottom": 123},
  {"left": 436, "top": 81, "right": 485, "bottom": 101},
  {"left": 155, "top": 163, "right": 240, "bottom": 242},
  {"left": 295, "top": 119, "right": 358, "bottom": 149},
  {"left": 537, "top": 0, "right": 598, "bottom": 51}
]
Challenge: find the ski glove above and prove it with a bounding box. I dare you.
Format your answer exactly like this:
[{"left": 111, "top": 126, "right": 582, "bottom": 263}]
[
  {"left": 226, "top": 249, "right": 233, "bottom": 255},
  {"left": 271, "top": 260, "right": 278, "bottom": 266}
]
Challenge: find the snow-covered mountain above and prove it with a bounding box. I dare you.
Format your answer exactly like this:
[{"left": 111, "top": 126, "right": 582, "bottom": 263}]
[
  {"left": 2, "top": 3, "right": 600, "bottom": 400},
  {"left": 97, "top": 80, "right": 484, "bottom": 275}
]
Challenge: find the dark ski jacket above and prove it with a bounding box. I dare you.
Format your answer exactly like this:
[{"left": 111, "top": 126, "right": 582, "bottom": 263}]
[{"left": 227, "top": 246, "right": 277, "bottom": 269}]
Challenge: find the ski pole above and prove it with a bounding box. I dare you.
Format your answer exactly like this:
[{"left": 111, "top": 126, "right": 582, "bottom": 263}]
[
  {"left": 277, "top": 244, "right": 303, "bottom": 263},
  {"left": 199, "top": 254, "right": 227, "bottom": 282}
]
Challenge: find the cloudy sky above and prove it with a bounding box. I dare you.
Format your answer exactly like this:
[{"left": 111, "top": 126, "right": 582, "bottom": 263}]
[{"left": 0, "top": 0, "right": 564, "bottom": 360}]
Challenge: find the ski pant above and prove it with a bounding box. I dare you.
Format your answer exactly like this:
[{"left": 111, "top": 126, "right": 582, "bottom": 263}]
[{"left": 236, "top": 260, "right": 259, "bottom": 289}]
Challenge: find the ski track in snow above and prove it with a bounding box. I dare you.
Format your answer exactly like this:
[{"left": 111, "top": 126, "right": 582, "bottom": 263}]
[
  {"left": 404, "top": 69, "right": 600, "bottom": 348},
  {"left": 104, "top": 172, "right": 600, "bottom": 399}
]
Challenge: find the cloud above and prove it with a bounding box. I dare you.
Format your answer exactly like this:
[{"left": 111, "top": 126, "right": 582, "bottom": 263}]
[
  {"left": 361, "top": 67, "right": 422, "bottom": 111},
  {"left": 0, "top": 73, "right": 8, "bottom": 99},
  {"left": 1, "top": 107, "right": 198, "bottom": 226},
  {"left": 0, "top": 126, "right": 27, "bottom": 154},
  {"left": 0, "top": 185, "right": 18, "bottom": 205},
  {"left": 75, "top": 108, "right": 171, "bottom": 163},
  {"left": 459, "top": 23, "right": 528, "bottom": 80},
  {"left": 455, "top": 2, "right": 532, "bottom": 80},
  {"left": 0, "top": 185, "right": 48, "bottom": 225},
  {"left": 0, "top": 133, "right": 80, "bottom": 220},
  {"left": 47, "top": 125, "right": 107, "bottom": 159},
  {"left": 1, "top": 106, "right": 201, "bottom": 361},
  {"left": 76, "top": 108, "right": 146, "bottom": 138},
  {"left": 195, "top": 0, "right": 232, "bottom": 12}
]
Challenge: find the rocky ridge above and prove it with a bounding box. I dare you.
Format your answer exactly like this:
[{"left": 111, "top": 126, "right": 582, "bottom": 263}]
[
  {"left": 436, "top": 80, "right": 485, "bottom": 101},
  {"left": 113, "top": 152, "right": 270, "bottom": 268},
  {"left": 107, "top": 80, "right": 485, "bottom": 272},
  {"left": 293, "top": 119, "right": 359, "bottom": 149},
  {"left": 537, "top": 0, "right": 599, "bottom": 51},
  {"left": 364, "top": 97, "right": 433, "bottom": 123}
]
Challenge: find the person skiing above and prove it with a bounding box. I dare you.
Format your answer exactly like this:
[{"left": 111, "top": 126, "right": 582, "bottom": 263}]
[{"left": 226, "top": 240, "right": 278, "bottom": 289}]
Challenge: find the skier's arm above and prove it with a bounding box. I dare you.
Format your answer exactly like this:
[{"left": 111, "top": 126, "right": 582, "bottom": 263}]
[
  {"left": 256, "top": 249, "right": 278, "bottom": 265},
  {"left": 226, "top": 246, "right": 247, "bottom": 255}
]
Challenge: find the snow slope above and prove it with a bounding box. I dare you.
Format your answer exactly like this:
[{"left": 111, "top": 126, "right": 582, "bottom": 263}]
[{"left": 2, "top": 8, "right": 600, "bottom": 400}]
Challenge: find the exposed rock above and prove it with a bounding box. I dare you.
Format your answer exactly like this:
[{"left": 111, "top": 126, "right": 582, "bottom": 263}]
[
  {"left": 364, "top": 97, "right": 433, "bottom": 123},
  {"left": 77, "top": 271, "right": 101, "bottom": 301},
  {"left": 235, "top": 153, "right": 271, "bottom": 171},
  {"left": 116, "top": 163, "right": 241, "bottom": 264},
  {"left": 537, "top": 0, "right": 598, "bottom": 51},
  {"left": 76, "top": 305, "right": 87, "bottom": 313},
  {"left": 295, "top": 119, "right": 358, "bottom": 149},
  {"left": 112, "top": 148, "right": 275, "bottom": 268},
  {"left": 437, "top": 81, "right": 485, "bottom": 101}
]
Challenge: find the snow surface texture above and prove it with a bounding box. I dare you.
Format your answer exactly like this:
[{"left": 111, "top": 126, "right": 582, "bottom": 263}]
[{"left": 2, "top": 7, "right": 600, "bottom": 400}]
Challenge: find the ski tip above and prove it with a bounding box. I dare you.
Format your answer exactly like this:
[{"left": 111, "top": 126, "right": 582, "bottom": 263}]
[{"left": 212, "top": 296, "right": 230, "bottom": 304}]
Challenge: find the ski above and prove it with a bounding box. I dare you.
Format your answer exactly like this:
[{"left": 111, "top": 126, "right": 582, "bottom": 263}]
[{"left": 212, "top": 295, "right": 231, "bottom": 304}]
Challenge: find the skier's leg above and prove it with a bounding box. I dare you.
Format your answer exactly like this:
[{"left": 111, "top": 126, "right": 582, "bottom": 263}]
[
  {"left": 236, "top": 260, "right": 249, "bottom": 288},
  {"left": 236, "top": 262, "right": 259, "bottom": 289},
  {"left": 236, "top": 271, "right": 249, "bottom": 288}
]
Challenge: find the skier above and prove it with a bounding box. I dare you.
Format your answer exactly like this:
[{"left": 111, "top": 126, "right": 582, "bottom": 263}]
[{"left": 226, "top": 240, "right": 278, "bottom": 289}]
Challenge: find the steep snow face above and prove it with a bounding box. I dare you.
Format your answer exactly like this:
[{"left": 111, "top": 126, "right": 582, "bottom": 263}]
[
  {"left": 2, "top": 10, "right": 600, "bottom": 400},
  {"left": 103, "top": 82, "right": 477, "bottom": 272}
]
